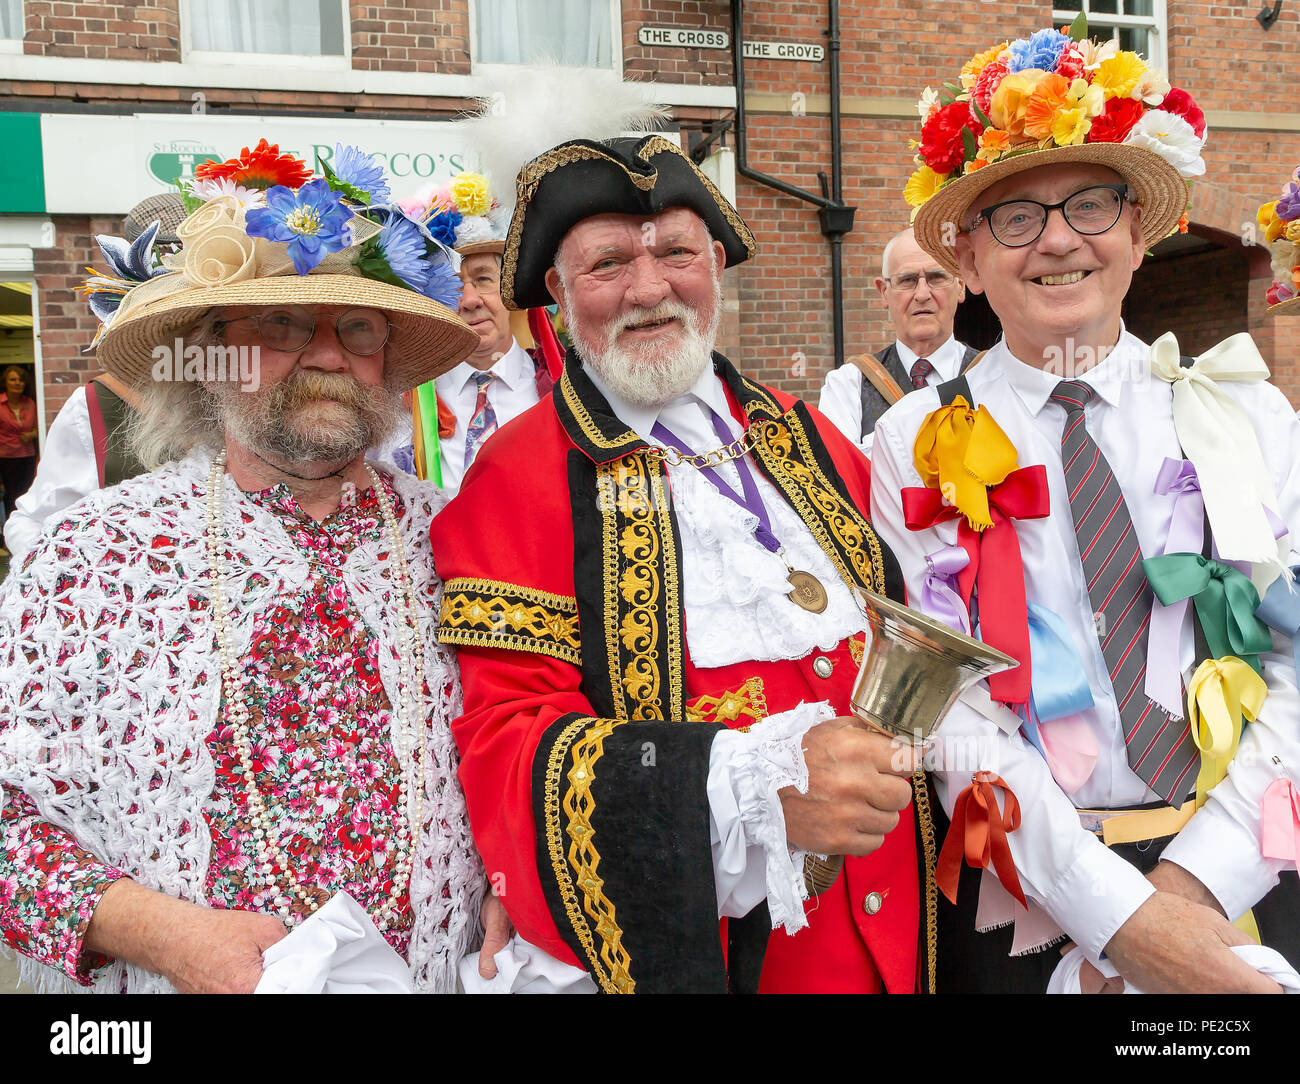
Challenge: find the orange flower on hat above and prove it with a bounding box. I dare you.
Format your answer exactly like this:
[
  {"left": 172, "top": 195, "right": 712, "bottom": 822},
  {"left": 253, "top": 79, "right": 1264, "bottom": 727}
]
[
  {"left": 989, "top": 70, "right": 1053, "bottom": 139},
  {"left": 195, "top": 138, "right": 314, "bottom": 191},
  {"left": 1021, "top": 73, "right": 1070, "bottom": 141}
]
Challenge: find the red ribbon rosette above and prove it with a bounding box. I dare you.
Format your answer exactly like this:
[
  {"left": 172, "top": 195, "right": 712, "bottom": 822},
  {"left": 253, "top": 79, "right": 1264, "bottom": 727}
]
[{"left": 935, "top": 771, "right": 1026, "bottom": 908}]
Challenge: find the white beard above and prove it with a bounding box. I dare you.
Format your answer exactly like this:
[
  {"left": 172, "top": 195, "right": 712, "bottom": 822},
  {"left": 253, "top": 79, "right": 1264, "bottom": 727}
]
[{"left": 568, "top": 285, "right": 722, "bottom": 410}]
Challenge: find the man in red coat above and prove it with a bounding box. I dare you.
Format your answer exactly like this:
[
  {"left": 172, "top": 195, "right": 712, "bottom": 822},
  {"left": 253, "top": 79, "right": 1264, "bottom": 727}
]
[{"left": 432, "top": 135, "right": 926, "bottom": 993}]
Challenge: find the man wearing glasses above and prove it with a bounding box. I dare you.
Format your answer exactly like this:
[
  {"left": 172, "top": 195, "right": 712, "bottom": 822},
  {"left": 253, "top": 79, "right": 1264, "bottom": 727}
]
[
  {"left": 817, "top": 227, "right": 975, "bottom": 453},
  {"left": 869, "top": 28, "right": 1300, "bottom": 995}
]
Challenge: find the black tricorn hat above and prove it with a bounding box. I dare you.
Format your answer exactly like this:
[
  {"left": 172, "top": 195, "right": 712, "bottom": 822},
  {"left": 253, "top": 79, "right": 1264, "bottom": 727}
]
[{"left": 501, "top": 134, "right": 757, "bottom": 310}]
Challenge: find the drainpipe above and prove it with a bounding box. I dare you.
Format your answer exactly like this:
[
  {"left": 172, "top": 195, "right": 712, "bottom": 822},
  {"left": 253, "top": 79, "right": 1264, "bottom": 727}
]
[{"left": 730, "top": 0, "right": 854, "bottom": 369}]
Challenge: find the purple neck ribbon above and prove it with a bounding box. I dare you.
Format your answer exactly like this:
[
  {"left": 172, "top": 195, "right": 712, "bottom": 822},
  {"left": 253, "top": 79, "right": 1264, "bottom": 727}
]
[{"left": 652, "top": 409, "right": 781, "bottom": 555}]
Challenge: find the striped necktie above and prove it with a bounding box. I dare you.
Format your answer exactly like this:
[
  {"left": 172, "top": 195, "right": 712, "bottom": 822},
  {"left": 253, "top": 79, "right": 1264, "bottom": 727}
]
[
  {"left": 909, "top": 357, "right": 935, "bottom": 390},
  {"left": 464, "top": 371, "right": 498, "bottom": 468},
  {"left": 1050, "top": 380, "right": 1198, "bottom": 803}
]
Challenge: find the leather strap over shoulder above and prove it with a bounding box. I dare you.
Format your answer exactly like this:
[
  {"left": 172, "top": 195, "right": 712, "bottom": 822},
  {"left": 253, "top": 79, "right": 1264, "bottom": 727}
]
[{"left": 846, "top": 352, "right": 906, "bottom": 406}]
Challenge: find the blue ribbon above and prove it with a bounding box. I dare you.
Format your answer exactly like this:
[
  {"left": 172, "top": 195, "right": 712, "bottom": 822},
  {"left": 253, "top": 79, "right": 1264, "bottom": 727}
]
[
  {"left": 1256, "top": 564, "right": 1300, "bottom": 678},
  {"left": 1026, "top": 603, "right": 1095, "bottom": 723}
]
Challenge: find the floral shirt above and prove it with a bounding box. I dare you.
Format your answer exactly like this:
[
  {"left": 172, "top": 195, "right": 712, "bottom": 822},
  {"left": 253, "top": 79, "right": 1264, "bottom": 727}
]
[{"left": 0, "top": 475, "right": 424, "bottom": 986}]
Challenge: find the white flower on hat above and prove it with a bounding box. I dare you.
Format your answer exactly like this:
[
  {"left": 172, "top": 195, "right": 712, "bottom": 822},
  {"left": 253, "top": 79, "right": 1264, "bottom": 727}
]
[
  {"left": 1269, "top": 238, "right": 1299, "bottom": 285},
  {"left": 1079, "top": 38, "right": 1119, "bottom": 70},
  {"left": 1123, "top": 109, "right": 1206, "bottom": 178},
  {"left": 188, "top": 176, "right": 266, "bottom": 210},
  {"left": 916, "top": 86, "right": 941, "bottom": 120},
  {"left": 1132, "top": 66, "right": 1171, "bottom": 106}
]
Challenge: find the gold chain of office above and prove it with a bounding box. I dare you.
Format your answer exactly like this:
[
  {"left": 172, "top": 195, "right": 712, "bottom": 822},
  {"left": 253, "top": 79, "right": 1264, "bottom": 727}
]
[{"left": 641, "top": 421, "right": 763, "bottom": 469}]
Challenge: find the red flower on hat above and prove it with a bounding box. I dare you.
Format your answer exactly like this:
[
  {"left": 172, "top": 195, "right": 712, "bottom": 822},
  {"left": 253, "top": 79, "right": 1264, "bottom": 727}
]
[
  {"left": 972, "top": 58, "right": 1010, "bottom": 115},
  {"left": 1086, "top": 97, "right": 1144, "bottom": 143},
  {"left": 1159, "top": 88, "right": 1206, "bottom": 139},
  {"left": 920, "top": 102, "right": 982, "bottom": 175},
  {"left": 1055, "top": 43, "right": 1086, "bottom": 82},
  {"left": 194, "top": 138, "right": 313, "bottom": 191}
]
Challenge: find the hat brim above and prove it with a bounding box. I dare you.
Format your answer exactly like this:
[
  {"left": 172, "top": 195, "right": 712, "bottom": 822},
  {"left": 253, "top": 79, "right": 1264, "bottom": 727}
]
[
  {"left": 913, "top": 143, "right": 1188, "bottom": 276},
  {"left": 1267, "top": 296, "right": 1300, "bottom": 316},
  {"left": 456, "top": 240, "right": 505, "bottom": 257},
  {"left": 95, "top": 274, "right": 478, "bottom": 391}
]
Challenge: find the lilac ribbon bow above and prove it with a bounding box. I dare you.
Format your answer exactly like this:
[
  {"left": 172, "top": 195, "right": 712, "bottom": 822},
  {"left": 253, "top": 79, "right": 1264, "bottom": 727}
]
[
  {"left": 1146, "top": 458, "right": 1205, "bottom": 717},
  {"left": 922, "top": 545, "right": 972, "bottom": 636}
]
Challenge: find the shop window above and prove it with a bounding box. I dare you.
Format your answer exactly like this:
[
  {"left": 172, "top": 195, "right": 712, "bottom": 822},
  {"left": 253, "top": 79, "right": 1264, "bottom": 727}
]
[
  {"left": 186, "top": 0, "right": 347, "bottom": 58},
  {"left": 473, "top": 0, "right": 615, "bottom": 68}
]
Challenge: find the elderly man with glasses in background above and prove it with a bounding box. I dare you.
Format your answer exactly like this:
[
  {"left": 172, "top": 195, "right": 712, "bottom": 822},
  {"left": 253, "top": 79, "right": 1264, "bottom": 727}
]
[{"left": 818, "top": 227, "right": 976, "bottom": 455}]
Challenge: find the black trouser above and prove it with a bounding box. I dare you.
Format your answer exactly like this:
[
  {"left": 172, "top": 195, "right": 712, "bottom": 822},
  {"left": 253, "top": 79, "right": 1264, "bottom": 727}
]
[
  {"left": 932, "top": 791, "right": 1300, "bottom": 993},
  {"left": 0, "top": 455, "right": 35, "bottom": 522}
]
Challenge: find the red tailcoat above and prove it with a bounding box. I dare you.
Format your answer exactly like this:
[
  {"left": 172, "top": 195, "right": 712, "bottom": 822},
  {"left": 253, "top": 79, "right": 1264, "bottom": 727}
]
[{"left": 432, "top": 354, "right": 922, "bottom": 993}]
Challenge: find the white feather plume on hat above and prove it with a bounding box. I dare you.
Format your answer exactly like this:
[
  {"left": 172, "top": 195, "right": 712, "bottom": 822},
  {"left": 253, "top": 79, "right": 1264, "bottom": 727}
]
[{"left": 457, "top": 62, "right": 670, "bottom": 222}]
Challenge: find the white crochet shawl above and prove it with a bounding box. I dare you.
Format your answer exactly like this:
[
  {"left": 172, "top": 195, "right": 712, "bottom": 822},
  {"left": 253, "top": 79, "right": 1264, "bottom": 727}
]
[{"left": 0, "top": 448, "right": 483, "bottom": 993}]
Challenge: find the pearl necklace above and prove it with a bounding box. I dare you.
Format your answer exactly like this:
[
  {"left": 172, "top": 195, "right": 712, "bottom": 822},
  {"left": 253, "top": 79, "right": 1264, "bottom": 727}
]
[{"left": 205, "top": 452, "right": 426, "bottom": 932}]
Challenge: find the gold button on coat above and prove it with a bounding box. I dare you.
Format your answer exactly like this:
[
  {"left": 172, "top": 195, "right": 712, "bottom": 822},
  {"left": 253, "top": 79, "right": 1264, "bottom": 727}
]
[
  {"left": 812, "top": 656, "right": 834, "bottom": 678},
  {"left": 863, "top": 891, "right": 884, "bottom": 915}
]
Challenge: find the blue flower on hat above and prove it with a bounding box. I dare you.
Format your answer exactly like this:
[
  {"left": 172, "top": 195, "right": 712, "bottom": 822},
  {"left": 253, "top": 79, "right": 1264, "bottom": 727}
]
[
  {"left": 372, "top": 208, "right": 430, "bottom": 292},
  {"left": 331, "top": 143, "right": 392, "bottom": 204},
  {"left": 1007, "top": 28, "right": 1069, "bottom": 74},
  {"left": 245, "top": 178, "right": 354, "bottom": 275},
  {"left": 77, "top": 221, "right": 171, "bottom": 344},
  {"left": 422, "top": 258, "right": 463, "bottom": 310}
]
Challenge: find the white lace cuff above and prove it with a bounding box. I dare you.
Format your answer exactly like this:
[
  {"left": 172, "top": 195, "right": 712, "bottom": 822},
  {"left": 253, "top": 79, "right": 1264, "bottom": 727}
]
[{"left": 708, "top": 700, "right": 835, "bottom": 935}]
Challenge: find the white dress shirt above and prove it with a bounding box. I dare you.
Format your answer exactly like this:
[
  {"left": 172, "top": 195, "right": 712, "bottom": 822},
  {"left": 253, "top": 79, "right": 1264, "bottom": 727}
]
[
  {"left": 5, "top": 386, "right": 96, "bottom": 564},
  {"left": 870, "top": 328, "right": 1300, "bottom": 962},
  {"left": 818, "top": 335, "right": 969, "bottom": 457},
  {"left": 433, "top": 339, "right": 540, "bottom": 495}
]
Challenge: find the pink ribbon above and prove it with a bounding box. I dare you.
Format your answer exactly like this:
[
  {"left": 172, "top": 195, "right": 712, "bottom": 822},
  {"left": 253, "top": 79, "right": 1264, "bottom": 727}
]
[{"left": 1262, "top": 778, "right": 1300, "bottom": 863}]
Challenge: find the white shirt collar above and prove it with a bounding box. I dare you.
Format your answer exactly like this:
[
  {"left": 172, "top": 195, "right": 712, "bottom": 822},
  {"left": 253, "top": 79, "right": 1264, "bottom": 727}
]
[
  {"left": 445, "top": 338, "right": 530, "bottom": 398},
  {"left": 994, "top": 323, "right": 1146, "bottom": 417},
  {"left": 894, "top": 335, "right": 964, "bottom": 382},
  {"left": 583, "top": 360, "right": 738, "bottom": 444}
]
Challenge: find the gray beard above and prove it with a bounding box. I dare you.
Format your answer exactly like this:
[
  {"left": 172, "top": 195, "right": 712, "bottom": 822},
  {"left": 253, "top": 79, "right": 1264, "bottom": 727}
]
[
  {"left": 212, "top": 370, "right": 402, "bottom": 465},
  {"left": 567, "top": 291, "right": 722, "bottom": 411}
]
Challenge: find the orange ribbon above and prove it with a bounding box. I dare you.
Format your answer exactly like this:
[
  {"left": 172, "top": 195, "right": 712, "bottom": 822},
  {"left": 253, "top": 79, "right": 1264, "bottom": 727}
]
[{"left": 936, "top": 771, "right": 1027, "bottom": 908}]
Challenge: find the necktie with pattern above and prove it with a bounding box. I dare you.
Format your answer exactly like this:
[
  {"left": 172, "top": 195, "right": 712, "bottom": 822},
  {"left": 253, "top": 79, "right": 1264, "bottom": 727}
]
[
  {"left": 1050, "top": 380, "right": 1198, "bottom": 803},
  {"left": 910, "top": 357, "right": 935, "bottom": 390},
  {"left": 464, "top": 371, "right": 498, "bottom": 469}
]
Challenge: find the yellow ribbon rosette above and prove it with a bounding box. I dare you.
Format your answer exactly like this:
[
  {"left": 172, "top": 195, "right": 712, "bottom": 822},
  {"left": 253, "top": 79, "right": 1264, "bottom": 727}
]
[
  {"left": 1186, "top": 656, "right": 1269, "bottom": 808},
  {"left": 912, "top": 395, "right": 1020, "bottom": 531}
]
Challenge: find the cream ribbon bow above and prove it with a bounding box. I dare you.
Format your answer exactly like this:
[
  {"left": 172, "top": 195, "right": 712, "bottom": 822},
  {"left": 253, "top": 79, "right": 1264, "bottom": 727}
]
[{"left": 1148, "top": 332, "right": 1289, "bottom": 590}]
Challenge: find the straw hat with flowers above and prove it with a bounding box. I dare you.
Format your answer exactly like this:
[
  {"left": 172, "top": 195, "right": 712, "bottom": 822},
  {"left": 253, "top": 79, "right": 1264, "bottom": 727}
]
[
  {"left": 1257, "top": 168, "right": 1300, "bottom": 317},
  {"left": 906, "top": 17, "right": 1207, "bottom": 274},
  {"left": 82, "top": 139, "right": 477, "bottom": 389}
]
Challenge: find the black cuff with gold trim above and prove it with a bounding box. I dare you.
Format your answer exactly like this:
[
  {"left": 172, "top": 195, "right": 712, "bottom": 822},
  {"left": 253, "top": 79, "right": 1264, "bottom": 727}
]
[
  {"left": 532, "top": 712, "right": 729, "bottom": 993},
  {"left": 437, "top": 578, "right": 580, "bottom": 666}
]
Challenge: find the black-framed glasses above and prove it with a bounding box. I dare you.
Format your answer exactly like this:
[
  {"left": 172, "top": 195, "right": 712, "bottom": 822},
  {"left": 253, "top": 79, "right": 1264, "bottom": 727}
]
[
  {"left": 969, "top": 184, "right": 1134, "bottom": 248},
  {"left": 216, "top": 307, "right": 391, "bottom": 355},
  {"left": 888, "top": 269, "right": 957, "bottom": 291}
]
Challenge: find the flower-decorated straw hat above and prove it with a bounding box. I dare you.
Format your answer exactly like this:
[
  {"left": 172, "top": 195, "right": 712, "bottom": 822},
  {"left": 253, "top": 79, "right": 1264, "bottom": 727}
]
[
  {"left": 1257, "top": 167, "right": 1300, "bottom": 316},
  {"left": 906, "top": 17, "right": 1207, "bottom": 274},
  {"left": 85, "top": 139, "right": 477, "bottom": 390},
  {"left": 397, "top": 170, "right": 509, "bottom": 258}
]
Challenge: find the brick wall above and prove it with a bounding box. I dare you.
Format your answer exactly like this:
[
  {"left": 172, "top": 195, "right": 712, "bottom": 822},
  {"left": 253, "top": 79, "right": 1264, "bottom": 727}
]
[
  {"left": 350, "top": 0, "right": 469, "bottom": 74},
  {"left": 32, "top": 216, "right": 113, "bottom": 420},
  {"left": 22, "top": 1, "right": 182, "bottom": 61}
]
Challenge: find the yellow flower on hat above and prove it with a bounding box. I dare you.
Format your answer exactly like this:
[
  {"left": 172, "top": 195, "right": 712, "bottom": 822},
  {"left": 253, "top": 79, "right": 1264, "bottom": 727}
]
[
  {"left": 960, "top": 42, "right": 1009, "bottom": 89},
  {"left": 1092, "top": 51, "right": 1147, "bottom": 100},
  {"left": 450, "top": 172, "right": 491, "bottom": 217},
  {"left": 1286, "top": 218, "right": 1300, "bottom": 243},
  {"left": 1052, "top": 106, "right": 1093, "bottom": 146},
  {"left": 1260, "top": 202, "right": 1287, "bottom": 243},
  {"left": 904, "top": 164, "right": 947, "bottom": 208}
]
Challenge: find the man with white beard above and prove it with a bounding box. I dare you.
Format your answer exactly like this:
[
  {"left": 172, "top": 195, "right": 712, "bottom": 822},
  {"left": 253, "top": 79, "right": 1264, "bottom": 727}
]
[{"left": 432, "top": 136, "right": 927, "bottom": 994}]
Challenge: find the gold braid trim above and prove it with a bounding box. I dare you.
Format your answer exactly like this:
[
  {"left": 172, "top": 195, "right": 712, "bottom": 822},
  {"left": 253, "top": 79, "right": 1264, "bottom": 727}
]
[
  {"left": 751, "top": 413, "right": 887, "bottom": 594},
  {"left": 685, "top": 677, "right": 768, "bottom": 726},
  {"left": 438, "top": 578, "right": 580, "bottom": 665},
  {"left": 913, "top": 769, "right": 939, "bottom": 995},
  {"left": 635, "top": 136, "right": 758, "bottom": 259},
  {"left": 560, "top": 365, "right": 640, "bottom": 451},
  {"left": 542, "top": 715, "right": 632, "bottom": 993}
]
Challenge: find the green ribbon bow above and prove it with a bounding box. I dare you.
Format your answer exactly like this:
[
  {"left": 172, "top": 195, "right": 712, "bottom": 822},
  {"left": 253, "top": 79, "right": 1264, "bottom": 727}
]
[{"left": 1143, "top": 553, "right": 1274, "bottom": 675}]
